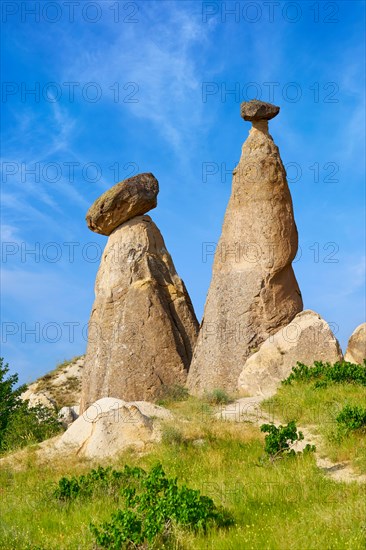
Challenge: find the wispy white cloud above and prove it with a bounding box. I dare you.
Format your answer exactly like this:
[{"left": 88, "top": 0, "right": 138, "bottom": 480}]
[
  {"left": 62, "top": 3, "right": 211, "bottom": 158},
  {"left": 1, "top": 100, "right": 92, "bottom": 239},
  {"left": 334, "top": 54, "right": 365, "bottom": 165},
  {"left": 0, "top": 224, "right": 20, "bottom": 242}
]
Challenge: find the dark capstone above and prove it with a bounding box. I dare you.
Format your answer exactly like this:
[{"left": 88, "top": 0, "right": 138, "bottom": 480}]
[{"left": 240, "top": 100, "right": 280, "bottom": 121}]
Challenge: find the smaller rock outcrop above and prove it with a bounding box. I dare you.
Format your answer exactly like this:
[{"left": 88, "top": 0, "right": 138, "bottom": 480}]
[
  {"left": 22, "top": 392, "right": 56, "bottom": 410},
  {"left": 344, "top": 323, "right": 366, "bottom": 363},
  {"left": 58, "top": 406, "right": 80, "bottom": 428},
  {"left": 86, "top": 173, "right": 159, "bottom": 236},
  {"left": 20, "top": 356, "right": 83, "bottom": 410},
  {"left": 238, "top": 310, "right": 343, "bottom": 397},
  {"left": 55, "top": 398, "right": 172, "bottom": 459}
]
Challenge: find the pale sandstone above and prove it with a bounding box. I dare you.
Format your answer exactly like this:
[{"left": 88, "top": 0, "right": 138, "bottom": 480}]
[
  {"left": 80, "top": 215, "right": 198, "bottom": 412},
  {"left": 56, "top": 398, "right": 172, "bottom": 459},
  {"left": 344, "top": 323, "right": 366, "bottom": 363},
  {"left": 187, "top": 101, "right": 302, "bottom": 395},
  {"left": 238, "top": 310, "right": 343, "bottom": 397}
]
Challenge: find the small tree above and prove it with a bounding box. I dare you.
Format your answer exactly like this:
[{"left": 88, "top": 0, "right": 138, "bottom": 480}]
[
  {"left": 0, "top": 358, "right": 62, "bottom": 453},
  {"left": 0, "top": 358, "right": 27, "bottom": 441},
  {"left": 260, "top": 421, "right": 315, "bottom": 462}
]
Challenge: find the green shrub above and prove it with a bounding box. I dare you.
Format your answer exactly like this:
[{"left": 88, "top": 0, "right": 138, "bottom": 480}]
[
  {"left": 156, "top": 384, "right": 189, "bottom": 405},
  {"left": 54, "top": 463, "right": 233, "bottom": 548},
  {"left": 313, "top": 380, "right": 328, "bottom": 389},
  {"left": 0, "top": 358, "right": 27, "bottom": 438},
  {"left": 161, "top": 425, "right": 186, "bottom": 447},
  {"left": 54, "top": 465, "right": 129, "bottom": 500},
  {"left": 205, "top": 389, "right": 232, "bottom": 405},
  {"left": 260, "top": 421, "right": 315, "bottom": 461},
  {"left": 336, "top": 405, "right": 366, "bottom": 434},
  {"left": 90, "top": 463, "right": 233, "bottom": 548},
  {"left": 2, "top": 403, "right": 61, "bottom": 451},
  {"left": 0, "top": 358, "right": 62, "bottom": 453},
  {"left": 283, "top": 360, "right": 366, "bottom": 387}
]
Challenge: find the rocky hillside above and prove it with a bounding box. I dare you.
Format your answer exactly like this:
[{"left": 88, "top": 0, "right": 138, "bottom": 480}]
[{"left": 21, "top": 356, "right": 84, "bottom": 409}]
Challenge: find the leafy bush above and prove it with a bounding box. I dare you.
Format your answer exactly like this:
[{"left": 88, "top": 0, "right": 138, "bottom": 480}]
[
  {"left": 54, "top": 465, "right": 131, "bottom": 500},
  {"left": 90, "top": 463, "right": 233, "bottom": 548},
  {"left": 205, "top": 389, "right": 232, "bottom": 405},
  {"left": 2, "top": 403, "right": 62, "bottom": 451},
  {"left": 283, "top": 360, "right": 366, "bottom": 387},
  {"left": 54, "top": 463, "right": 233, "bottom": 548},
  {"left": 336, "top": 405, "right": 366, "bottom": 434},
  {"left": 0, "top": 358, "right": 62, "bottom": 453},
  {"left": 260, "top": 421, "right": 315, "bottom": 461}
]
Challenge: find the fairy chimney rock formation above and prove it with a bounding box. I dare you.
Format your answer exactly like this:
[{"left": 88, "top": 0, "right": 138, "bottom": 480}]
[
  {"left": 80, "top": 174, "right": 198, "bottom": 412},
  {"left": 187, "top": 100, "right": 303, "bottom": 395}
]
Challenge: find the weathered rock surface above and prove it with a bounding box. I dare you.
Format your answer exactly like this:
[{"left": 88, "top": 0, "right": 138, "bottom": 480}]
[
  {"left": 86, "top": 173, "right": 159, "bottom": 236},
  {"left": 241, "top": 99, "right": 280, "bottom": 121},
  {"left": 238, "top": 310, "right": 343, "bottom": 397},
  {"left": 56, "top": 398, "right": 172, "bottom": 459},
  {"left": 21, "top": 356, "right": 84, "bottom": 409},
  {"left": 80, "top": 215, "right": 198, "bottom": 412},
  {"left": 130, "top": 401, "right": 173, "bottom": 420},
  {"left": 345, "top": 323, "right": 366, "bottom": 363},
  {"left": 58, "top": 405, "right": 80, "bottom": 428},
  {"left": 187, "top": 102, "right": 303, "bottom": 395},
  {"left": 22, "top": 391, "right": 56, "bottom": 410}
]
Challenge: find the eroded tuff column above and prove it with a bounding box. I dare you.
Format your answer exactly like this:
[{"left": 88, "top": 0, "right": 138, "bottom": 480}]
[
  {"left": 187, "top": 100, "right": 303, "bottom": 395},
  {"left": 80, "top": 173, "right": 198, "bottom": 412}
]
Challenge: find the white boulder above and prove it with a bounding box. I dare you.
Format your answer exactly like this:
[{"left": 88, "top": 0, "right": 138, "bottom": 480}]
[
  {"left": 55, "top": 398, "right": 172, "bottom": 459},
  {"left": 238, "top": 310, "right": 343, "bottom": 397}
]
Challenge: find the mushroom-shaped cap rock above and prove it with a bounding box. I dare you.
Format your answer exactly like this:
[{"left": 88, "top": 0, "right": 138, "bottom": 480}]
[
  {"left": 240, "top": 100, "right": 280, "bottom": 122},
  {"left": 86, "top": 172, "right": 159, "bottom": 235}
]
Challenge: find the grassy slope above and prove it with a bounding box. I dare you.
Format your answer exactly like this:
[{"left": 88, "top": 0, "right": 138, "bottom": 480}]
[
  {"left": 262, "top": 381, "right": 366, "bottom": 474},
  {"left": 0, "top": 394, "right": 365, "bottom": 549}
]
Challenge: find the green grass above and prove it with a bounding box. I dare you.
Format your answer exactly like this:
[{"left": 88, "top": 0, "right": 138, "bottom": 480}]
[
  {"left": 262, "top": 380, "right": 366, "bottom": 473},
  {"left": 204, "top": 389, "right": 234, "bottom": 406},
  {"left": 0, "top": 395, "right": 365, "bottom": 549}
]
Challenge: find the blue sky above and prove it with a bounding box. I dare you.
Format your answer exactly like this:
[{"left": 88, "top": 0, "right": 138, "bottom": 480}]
[{"left": 1, "top": 0, "right": 365, "bottom": 384}]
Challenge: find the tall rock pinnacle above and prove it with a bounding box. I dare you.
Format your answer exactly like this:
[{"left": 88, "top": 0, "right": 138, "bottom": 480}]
[
  {"left": 187, "top": 100, "right": 303, "bottom": 395},
  {"left": 80, "top": 174, "right": 198, "bottom": 412}
]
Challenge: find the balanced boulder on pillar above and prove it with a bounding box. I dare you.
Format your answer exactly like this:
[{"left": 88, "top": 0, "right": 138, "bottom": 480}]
[
  {"left": 86, "top": 172, "right": 159, "bottom": 236},
  {"left": 80, "top": 174, "right": 198, "bottom": 412},
  {"left": 187, "top": 100, "right": 303, "bottom": 395}
]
